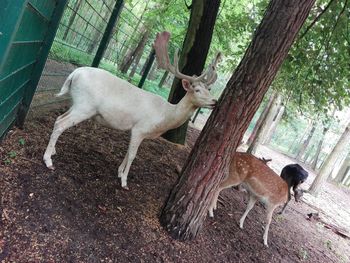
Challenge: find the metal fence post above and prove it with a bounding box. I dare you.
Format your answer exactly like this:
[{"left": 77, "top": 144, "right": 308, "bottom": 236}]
[
  {"left": 16, "top": 0, "right": 68, "bottom": 128},
  {"left": 138, "top": 49, "right": 155, "bottom": 89},
  {"left": 191, "top": 108, "right": 201, "bottom": 123},
  {"left": 91, "top": 0, "right": 124, "bottom": 67}
]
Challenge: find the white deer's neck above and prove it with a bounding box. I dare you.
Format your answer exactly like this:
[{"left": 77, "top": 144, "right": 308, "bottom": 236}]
[{"left": 163, "top": 93, "right": 197, "bottom": 131}]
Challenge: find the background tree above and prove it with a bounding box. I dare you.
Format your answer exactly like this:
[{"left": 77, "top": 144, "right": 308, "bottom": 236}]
[
  {"left": 162, "top": 0, "right": 221, "bottom": 144},
  {"left": 160, "top": 0, "right": 315, "bottom": 240},
  {"left": 309, "top": 122, "right": 350, "bottom": 195}
]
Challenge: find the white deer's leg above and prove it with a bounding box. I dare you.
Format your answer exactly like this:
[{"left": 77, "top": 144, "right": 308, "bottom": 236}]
[
  {"left": 118, "top": 132, "right": 143, "bottom": 189},
  {"left": 239, "top": 195, "right": 257, "bottom": 229},
  {"left": 263, "top": 205, "right": 276, "bottom": 247},
  {"left": 118, "top": 155, "right": 128, "bottom": 178},
  {"left": 43, "top": 109, "right": 93, "bottom": 169}
]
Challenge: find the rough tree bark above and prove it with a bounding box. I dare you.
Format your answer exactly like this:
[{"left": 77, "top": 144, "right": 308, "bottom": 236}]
[
  {"left": 309, "top": 123, "right": 350, "bottom": 195},
  {"left": 246, "top": 92, "right": 276, "bottom": 146},
  {"left": 247, "top": 93, "right": 280, "bottom": 153},
  {"left": 162, "top": 0, "right": 221, "bottom": 144},
  {"left": 160, "top": 0, "right": 315, "bottom": 240}
]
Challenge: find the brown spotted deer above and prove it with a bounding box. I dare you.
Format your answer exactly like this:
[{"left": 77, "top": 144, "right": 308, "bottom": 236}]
[
  {"left": 208, "top": 152, "right": 306, "bottom": 247},
  {"left": 43, "top": 32, "right": 221, "bottom": 189}
]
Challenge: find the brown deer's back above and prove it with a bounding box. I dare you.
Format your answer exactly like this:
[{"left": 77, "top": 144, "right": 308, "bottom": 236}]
[{"left": 231, "top": 152, "right": 288, "bottom": 205}]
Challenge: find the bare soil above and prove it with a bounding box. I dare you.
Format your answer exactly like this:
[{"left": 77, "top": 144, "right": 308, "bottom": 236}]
[{"left": 1, "top": 60, "right": 349, "bottom": 262}]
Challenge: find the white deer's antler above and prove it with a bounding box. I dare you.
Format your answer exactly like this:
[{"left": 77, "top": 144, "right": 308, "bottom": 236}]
[{"left": 153, "top": 32, "right": 221, "bottom": 86}]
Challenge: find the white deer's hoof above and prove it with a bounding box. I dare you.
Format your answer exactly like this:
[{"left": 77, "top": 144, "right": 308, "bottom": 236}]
[
  {"left": 47, "top": 165, "right": 55, "bottom": 170},
  {"left": 121, "top": 185, "right": 130, "bottom": 191}
]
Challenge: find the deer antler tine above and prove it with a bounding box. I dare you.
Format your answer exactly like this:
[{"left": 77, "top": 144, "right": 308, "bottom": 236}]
[{"left": 154, "top": 32, "right": 198, "bottom": 82}]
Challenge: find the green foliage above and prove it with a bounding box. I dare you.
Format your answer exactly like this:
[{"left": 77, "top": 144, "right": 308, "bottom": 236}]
[
  {"left": 276, "top": 0, "right": 350, "bottom": 115},
  {"left": 19, "top": 138, "right": 25, "bottom": 146},
  {"left": 49, "top": 0, "right": 349, "bottom": 151}
]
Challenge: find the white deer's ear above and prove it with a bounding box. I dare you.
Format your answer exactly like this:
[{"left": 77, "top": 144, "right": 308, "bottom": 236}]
[{"left": 182, "top": 79, "right": 192, "bottom": 92}]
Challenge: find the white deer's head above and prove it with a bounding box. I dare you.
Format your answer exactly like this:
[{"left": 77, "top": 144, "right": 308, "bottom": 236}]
[{"left": 153, "top": 32, "right": 221, "bottom": 109}]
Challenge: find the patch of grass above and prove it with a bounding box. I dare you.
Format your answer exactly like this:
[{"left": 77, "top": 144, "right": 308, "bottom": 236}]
[
  {"left": 3, "top": 150, "right": 17, "bottom": 165},
  {"left": 325, "top": 239, "right": 332, "bottom": 250},
  {"left": 299, "top": 247, "right": 309, "bottom": 261},
  {"left": 49, "top": 41, "right": 93, "bottom": 66},
  {"left": 19, "top": 138, "right": 25, "bottom": 146}
]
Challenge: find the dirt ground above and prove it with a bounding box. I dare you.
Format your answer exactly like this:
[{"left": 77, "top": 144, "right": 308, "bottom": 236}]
[{"left": 1, "top": 60, "right": 350, "bottom": 262}]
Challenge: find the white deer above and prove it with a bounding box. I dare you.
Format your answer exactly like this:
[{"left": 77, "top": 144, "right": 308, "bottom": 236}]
[{"left": 43, "top": 31, "right": 221, "bottom": 189}]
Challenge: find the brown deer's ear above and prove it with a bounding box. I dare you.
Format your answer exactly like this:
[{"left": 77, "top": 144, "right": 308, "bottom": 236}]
[{"left": 182, "top": 79, "right": 192, "bottom": 92}]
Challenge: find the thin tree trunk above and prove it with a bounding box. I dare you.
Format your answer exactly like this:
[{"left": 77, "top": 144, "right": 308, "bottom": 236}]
[
  {"left": 304, "top": 143, "right": 316, "bottom": 163},
  {"left": 63, "top": 0, "right": 83, "bottom": 41},
  {"left": 333, "top": 153, "right": 350, "bottom": 184},
  {"left": 247, "top": 93, "right": 279, "bottom": 153},
  {"left": 345, "top": 173, "right": 350, "bottom": 186},
  {"left": 162, "top": 0, "right": 221, "bottom": 144},
  {"left": 160, "top": 0, "right": 315, "bottom": 241},
  {"left": 246, "top": 92, "right": 276, "bottom": 146},
  {"left": 263, "top": 103, "right": 285, "bottom": 144},
  {"left": 311, "top": 126, "right": 328, "bottom": 170},
  {"left": 309, "top": 123, "right": 350, "bottom": 195},
  {"left": 296, "top": 121, "right": 316, "bottom": 160},
  {"left": 333, "top": 152, "right": 350, "bottom": 184},
  {"left": 158, "top": 71, "right": 169, "bottom": 88},
  {"left": 120, "top": 30, "right": 149, "bottom": 74},
  {"left": 87, "top": 4, "right": 111, "bottom": 54},
  {"left": 118, "top": 0, "right": 150, "bottom": 63},
  {"left": 147, "top": 62, "right": 158, "bottom": 81},
  {"left": 260, "top": 94, "right": 282, "bottom": 144}
]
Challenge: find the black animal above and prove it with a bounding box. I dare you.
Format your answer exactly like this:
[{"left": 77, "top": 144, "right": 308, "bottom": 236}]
[{"left": 279, "top": 164, "right": 309, "bottom": 214}]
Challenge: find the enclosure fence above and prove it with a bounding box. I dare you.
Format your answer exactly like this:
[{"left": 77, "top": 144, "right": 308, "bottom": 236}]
[{"left": 33, "top": 0, "right": 172, "bottom": 109}]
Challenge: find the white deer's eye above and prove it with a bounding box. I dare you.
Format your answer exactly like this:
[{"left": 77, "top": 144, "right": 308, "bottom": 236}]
[{"left": 195, "top": 89, "right": 200, "bottom": 93}]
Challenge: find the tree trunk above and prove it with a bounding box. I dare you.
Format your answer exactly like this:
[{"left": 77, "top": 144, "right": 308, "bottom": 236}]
[
  {"left": 333, "top": 152, "right": 350, "bottom": 184},
  {"left": 160, "top": 0, "right": 315, "bottom": 241},
  {"left": 162, "top": 0, "right": 221, "bottom": 144},
  {"left": 120, "top": 30, "right": 149, "bottom": 74},
  {"left": 260, "top": 94, "right": 282, "bottom": 144},
  {"left": 303, "top": 143, "right": 316, "bottom": 163},
  {"left": 311, "top": 126, "right": 328, "bottom": 170},
  {"left": 147, "top": 62, "right": 158, "bottom": 81},
  {"left": 309, "top": 123, "right": 350, "bottom": 195},
  {"left": 296, "top": 121, "right": 316, "bottom": 160},
  {"left": 87, "top": 5, "right": 112, "bottom": 54},
  {"left": 62, "top": 0, "right": 83, "bottom": 41},
  {"left": 118, "top": 1, "right": 150, "bottom": 66},
  {"left": 158, "top": 71, "right": 169, "bottom": 88},
  {"left": 345, "top": 173, "right": 350, "bottom": 187},
  {"left": 247, "top": 93, "right": 279, "bottom": 154},
  {"left": 263, "top": 102, "right": 285, "bottom": 144},
  {"left": 246, "top": 92, "right": 276, "bottom": 146}
]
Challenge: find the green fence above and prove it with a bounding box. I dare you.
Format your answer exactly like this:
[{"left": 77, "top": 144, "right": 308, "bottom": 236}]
[
  {"left": 0, "top": 0, "right": 175, "bottom": 140},
  {"left": 0, "top": 0, "right": 68, "bottom": 140}
]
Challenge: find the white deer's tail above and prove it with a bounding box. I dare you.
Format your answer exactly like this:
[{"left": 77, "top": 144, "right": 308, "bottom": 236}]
[{"left": 55, "top": 71, "right": 75, "bottom": 97}]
